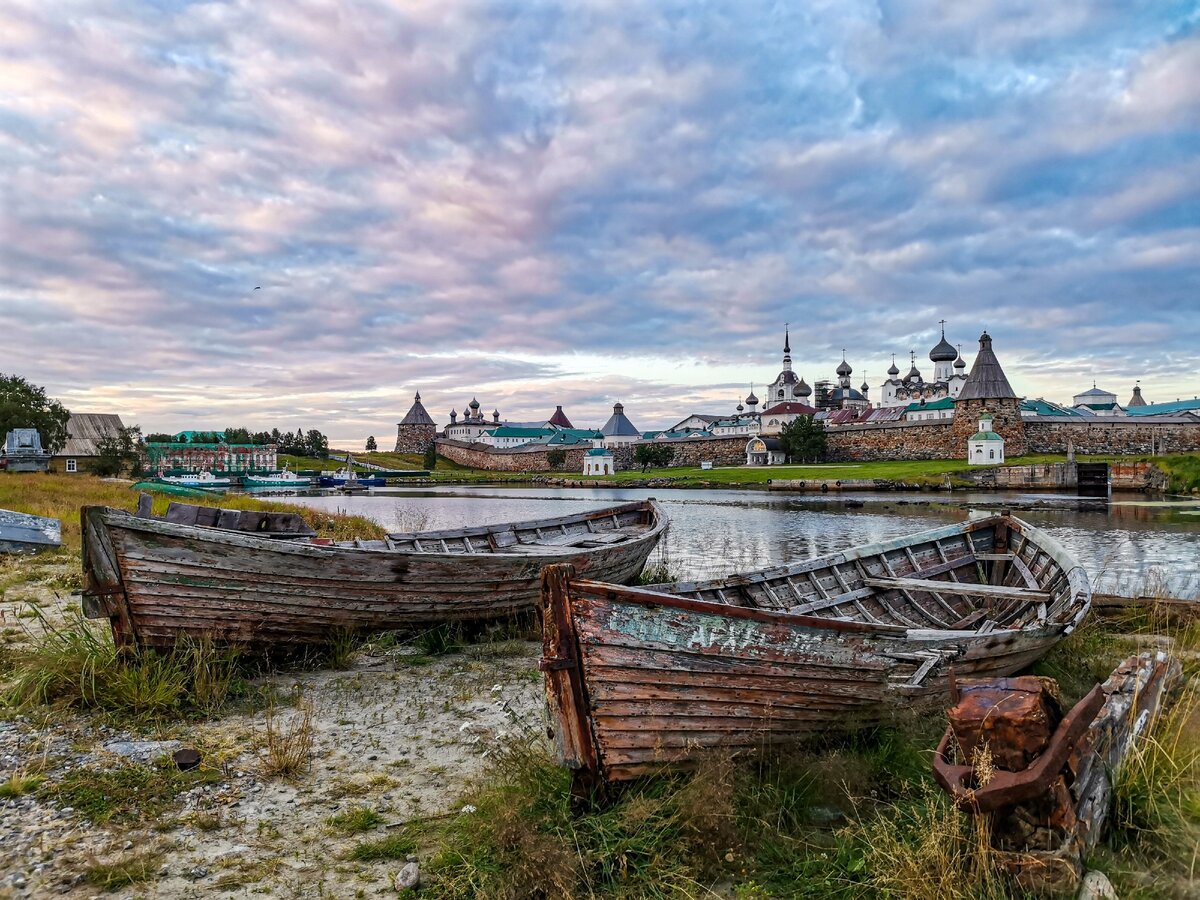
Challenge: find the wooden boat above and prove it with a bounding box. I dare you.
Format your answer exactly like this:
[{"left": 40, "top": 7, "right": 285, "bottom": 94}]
[
  {"left": 541, "top": 513, "right": 1091, "bottom": 791},
  {"left": 82, "top": 499, "right": 667, "bottom": 651},
  {"left": 0, "top": 508, "right": 61, "bottom": 554}
]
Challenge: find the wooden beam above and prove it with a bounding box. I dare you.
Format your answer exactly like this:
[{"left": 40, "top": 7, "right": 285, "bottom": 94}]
[{"left": 864, "top": 576, "right": 1049, "bottom": 603}]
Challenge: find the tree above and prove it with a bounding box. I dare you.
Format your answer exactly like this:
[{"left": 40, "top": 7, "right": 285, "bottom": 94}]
[
  {"left": 779, "top": 416, "right": 827, "bottom": 463},
  {"left": 546, "top": 448, "right": 567, "bottom": 470},
  {"left": 422, "top": 442, "right": 438, "bottom": 471},
  {"left": 305, "top": 429, "right": 329, "bottom": 459},
  {"left": 365, "top": 435, "right": 378, "bottom": 452},
  {"left": 633, "top": 443, "right": 675, "bottom": 472},
  {"left": 93, "top": 426, "right": 144, "bottom": 477},
  {"left": 223, "top": 426, "right": 253, "bottom": 444},
  {"left": 0, "top": 374, "right": 71, "bottom": 453}
]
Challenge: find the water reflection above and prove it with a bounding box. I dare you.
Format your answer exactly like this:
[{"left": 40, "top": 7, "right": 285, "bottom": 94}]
[{"left": 278, "top": 486, "right": 1200, "bottom": 596}]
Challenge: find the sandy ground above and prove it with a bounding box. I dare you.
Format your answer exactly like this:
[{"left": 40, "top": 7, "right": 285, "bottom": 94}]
[{"left": 0, "top": 556, "right": 545, "bottom": 899}]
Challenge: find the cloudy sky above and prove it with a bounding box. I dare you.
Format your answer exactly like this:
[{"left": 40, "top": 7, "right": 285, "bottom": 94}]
[{"left": 2, "top": 1, "right": 1198, "bottom": 443}]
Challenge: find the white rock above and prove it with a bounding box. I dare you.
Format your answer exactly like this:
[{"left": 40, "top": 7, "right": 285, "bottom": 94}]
[
  {"left": 395, "top": 861, "right": 420, "bottom": 891},
  {"left": 1078, "top": 870, "right": 1118, "bottom": 900}
]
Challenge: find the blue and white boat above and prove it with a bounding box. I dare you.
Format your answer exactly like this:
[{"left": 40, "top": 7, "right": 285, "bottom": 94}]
[{"left": 157, "top": 471, "right": 232, "bottom": 488}]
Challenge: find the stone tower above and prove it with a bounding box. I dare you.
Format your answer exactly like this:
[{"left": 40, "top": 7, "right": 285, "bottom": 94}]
[
  {"left": 951, "top": 332, "right": 1026, "bottom": 457},
  {"left": 394, "top": 391, "right": 437, "bottom": 453}
]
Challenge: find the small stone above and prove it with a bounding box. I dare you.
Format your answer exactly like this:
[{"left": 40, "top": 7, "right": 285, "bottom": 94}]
[
  {"left": 122, "top": 840, "right": 133, "bottom": 850},
  {"left": 1078, "top": 870, "right": 1118, "bottom": 900},
  {"left": 188, "top": 865, "right": 209, "bottom": 880},
  {"left": 394, "top": 861, "right": 420, "bottom": 890}
]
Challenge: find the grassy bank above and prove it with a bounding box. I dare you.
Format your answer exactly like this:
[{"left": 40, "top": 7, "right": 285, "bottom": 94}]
[
  {"left": 0, "top": 473, "right": 385, "bottom": 552},
  {"left": 1153, "top": 452, "right": 1200, "bottom": 494},
  {"left": 411, "top": 615, "right": 1199, "bottom": 899}
]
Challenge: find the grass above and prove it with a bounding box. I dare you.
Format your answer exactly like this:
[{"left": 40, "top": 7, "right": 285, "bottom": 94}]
[
  {"left": 39, "top": 759, "right": 220, "bottom": 823},
  {"left": 328, "top": 805, "right": 384, "bottom": 834},
  {"left": 412, "top": 721, "right": 968, "bottom": 899},
  {"left": 4, "top": 605, "right": 249, "bottom": 720},
  {"left": 348, "top": 833, "right": 418, "bottom": 861},
  {"left": 1152, "top": 452, "right": 1200, "bottom": 494},
  {"left": 83, "top": 849, "right": 163, "bottom": 892},
  {"left": 0, "top": 771, "right": 45, "bottom": 798},
  {"left": 259, "top": 702, "right": 314, "bottom": 778},
  {"left": 0, "top": 473, "right": 385, "bottom": 553}
]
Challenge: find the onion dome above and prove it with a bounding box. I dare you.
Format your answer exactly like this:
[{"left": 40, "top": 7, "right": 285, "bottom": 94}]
[
  {"left": 736, "top": 402, "right": 744, "bottom": 412},
  {"left": 462, "top": 407, "right": 470, "bottom": 419},
  {"left": 954, "top": 352, "right": 966, "bottom": 370},
  {"left": 861, "top": 380, "right": 869, "bottom": 393},
  {"left": 449, "top": 409, "right": 457, "bottom": 421},
  {"left": 745, "top": 390, "right": 759, "bottom": 405},
  {"left": 907, "top": 365, "right": 921, "bottom": 382},
  {"left": 836, "top": 356, "right": 852, "bottom": 377},
  {"left": 793, "top": 377, "right": 812, "bottom": 398},
  {"left": 887, "top": 357, "right": 900, "bottom": 377},
  {"left": 469, "top": 397, "right": 480, "bottom": 410}
]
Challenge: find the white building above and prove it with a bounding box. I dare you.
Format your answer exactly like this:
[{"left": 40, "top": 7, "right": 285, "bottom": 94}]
[
  {"left": 745, "top": 436, "right": 787, "bottom": 466},
  {"left": 967, "top": 412, "right": 1005, "bottom": 466},
  {"left": 583, "top": 447, "right": 615, "bottom": 476},
  {"left": 600, "top": 402, "right": 641, "bottom": 448},
  {"left": 1071, "top": 385, "right": 1126, "bottom": 417}
]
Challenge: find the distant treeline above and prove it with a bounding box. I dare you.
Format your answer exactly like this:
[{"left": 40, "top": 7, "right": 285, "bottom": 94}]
[{"left": 144, "top": 427, "right": 330, "bottom": 458}]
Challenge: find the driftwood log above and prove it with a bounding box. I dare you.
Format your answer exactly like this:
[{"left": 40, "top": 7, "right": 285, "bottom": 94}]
[{"left": 933, "top": 651, "right": 1183, "bottom": 894}]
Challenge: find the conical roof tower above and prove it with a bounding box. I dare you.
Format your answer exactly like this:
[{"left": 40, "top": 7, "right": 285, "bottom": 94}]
[{"left": 956, "top": 332, "right": 1016, "bottom": 401}]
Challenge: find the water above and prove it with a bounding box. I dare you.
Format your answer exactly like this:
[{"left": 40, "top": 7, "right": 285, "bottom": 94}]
[{"left": 273, "top": 486, "right": 1200, "bottom": 597}]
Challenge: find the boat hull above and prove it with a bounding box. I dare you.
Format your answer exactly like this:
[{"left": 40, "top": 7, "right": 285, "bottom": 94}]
[
  {"left": 82, "top": 501, "right": 666, "bottom": 651},
  {"left": 541, "top": 514, "right": 1091, "bottom": 789},
  {"left": 317, "top": 476, "right": 385, "bottom": 487},
  {"left": 0, "top": 508, "right": 61, "bottom": 554}
]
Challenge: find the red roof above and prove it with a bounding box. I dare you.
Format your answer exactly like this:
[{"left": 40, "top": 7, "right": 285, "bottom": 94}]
[
  {"left": 759, "top": 402, "right": 819, "bottom": 416},
  {"left": 547, "top": 405, "right": 574, "bottom": 428}
]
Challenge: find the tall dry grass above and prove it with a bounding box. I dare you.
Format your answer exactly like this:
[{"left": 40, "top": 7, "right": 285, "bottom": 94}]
[{"left": 0, "top": 473, "right": 384, "bottom": 552}]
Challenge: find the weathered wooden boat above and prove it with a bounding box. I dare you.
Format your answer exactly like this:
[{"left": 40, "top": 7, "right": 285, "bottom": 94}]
[
  {"left": 82, "top": 499, "right": 667, "bottom": 651},
  {"left": 541, "top": 513, "right": 1091, "bottom": 791},
  {"left": 0, "top": 508, "right": 61, "bottom": 554}
]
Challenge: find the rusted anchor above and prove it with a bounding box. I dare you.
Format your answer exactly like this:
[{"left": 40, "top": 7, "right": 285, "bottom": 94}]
[{"left": 932, "top": 682, "right": 1104, "bottom": 814}]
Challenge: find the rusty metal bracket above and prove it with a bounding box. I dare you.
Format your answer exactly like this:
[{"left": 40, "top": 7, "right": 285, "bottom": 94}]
[{"left": 932, "top": 683, "right": 1105, "bottom": 813}]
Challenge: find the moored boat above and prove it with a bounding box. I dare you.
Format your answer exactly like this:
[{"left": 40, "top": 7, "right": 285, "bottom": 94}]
[
  {"left": 541, "top": 513, "right": 1091, "bottom": 792},
  {"left": 243, "top": 466, "right": 312, "bottom": 488},
  {"left": 0, "top": 508, "right": 62, "bottom": 554},
  {"left": 157, "top": 471, "right": 231, "bottom": 488},
  {"left": 82, "top": 500, "right": 667, "bottom": 651}
]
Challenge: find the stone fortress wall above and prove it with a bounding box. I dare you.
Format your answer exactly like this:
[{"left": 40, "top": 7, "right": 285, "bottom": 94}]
[{"left": 437, "top": 415, "right": 1200, "bottom": 471}]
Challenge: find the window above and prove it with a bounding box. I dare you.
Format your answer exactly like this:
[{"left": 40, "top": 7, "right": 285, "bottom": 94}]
[
  {"left": 65, "top": 459, "right": 77, "bottom": 473},
  {"left": 989, "top": 449, "right": 995, "bottom": 460}
]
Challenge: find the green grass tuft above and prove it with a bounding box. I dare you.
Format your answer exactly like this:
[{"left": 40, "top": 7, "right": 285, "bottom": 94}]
[
  {"left": 348, "top": 832, "right": 417, "bottom": 861},
  {"left": 328, "top": 805, "right": 383, "bottom": 834},
  {"left": 39, "top": 761, "right": 219, "bottom": 824},
  {"left": 83, "top": 850, "right": 163, "bottom": 891}
]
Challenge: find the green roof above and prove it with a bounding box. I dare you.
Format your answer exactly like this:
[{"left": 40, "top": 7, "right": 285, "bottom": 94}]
[
  {"left": 1021, "top": 399, "right": 1085, "bottom": 417},
  {"left": 970, "top": 430, "right": 1003, "bottom": 441},
  {"left": 586, "top": 447, "right": 611, "bottom": 456},
  {"left": 905, "top": 397, "right": 955, "bottom": 412},
  {"left": 1081, "top": 403, "right": 1119, "bottom": 411},
  {"left": 1126, "top": 398, "right": 1200, "bottom": 416}
]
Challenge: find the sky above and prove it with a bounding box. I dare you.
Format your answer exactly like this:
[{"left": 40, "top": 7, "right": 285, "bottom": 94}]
[{"left": 2, "top": 1, "right": 1198, "bottom": 444}]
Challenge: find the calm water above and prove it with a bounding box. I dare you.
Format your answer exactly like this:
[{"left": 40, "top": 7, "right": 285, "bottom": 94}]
[{"left": 271, "top": 486, "right": 1200, "bottom": 596}]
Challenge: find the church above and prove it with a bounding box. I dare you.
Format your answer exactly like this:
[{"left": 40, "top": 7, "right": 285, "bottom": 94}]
[{"left": 877, "top": 322, "right": 970, "bottom": 407}]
